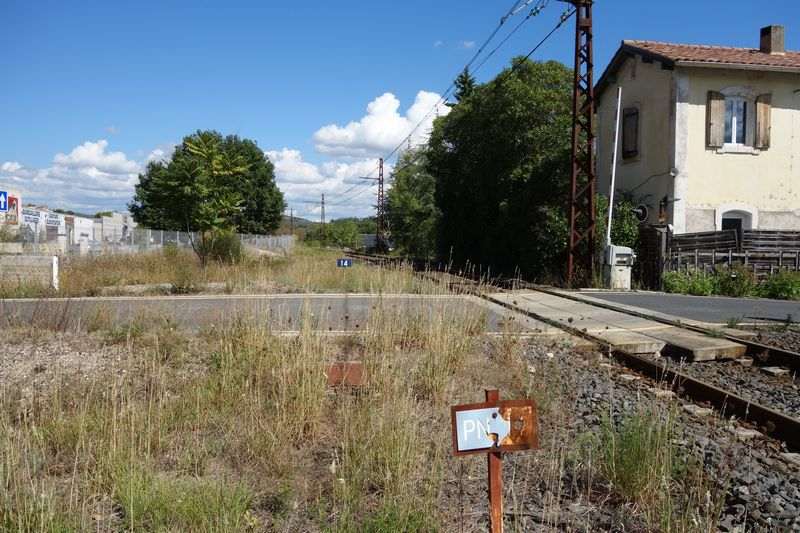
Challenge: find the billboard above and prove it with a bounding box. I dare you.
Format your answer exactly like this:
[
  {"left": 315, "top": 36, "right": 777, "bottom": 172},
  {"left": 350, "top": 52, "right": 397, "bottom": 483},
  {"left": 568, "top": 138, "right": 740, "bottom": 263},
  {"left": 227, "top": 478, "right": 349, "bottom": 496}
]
[{"left": 4, "top": 195, "right": 19, "bottom": 225}]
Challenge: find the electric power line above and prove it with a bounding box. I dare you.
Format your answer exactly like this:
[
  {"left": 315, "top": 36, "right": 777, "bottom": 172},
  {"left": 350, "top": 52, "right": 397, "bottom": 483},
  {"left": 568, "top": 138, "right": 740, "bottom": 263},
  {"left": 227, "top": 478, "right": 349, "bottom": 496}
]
[
  {"left": 322, "top": 1, "right": 571, "bottom": 217},
  {"left": 389, "top": 5, "right": 576, "bottom": 185},
  {"left": 370, "top": 0, "right": 545, "bottom": 174}
]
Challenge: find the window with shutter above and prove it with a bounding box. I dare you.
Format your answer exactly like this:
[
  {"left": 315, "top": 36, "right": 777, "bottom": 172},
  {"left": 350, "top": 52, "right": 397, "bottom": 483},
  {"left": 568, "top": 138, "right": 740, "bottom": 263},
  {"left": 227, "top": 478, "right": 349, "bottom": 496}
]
[
  {"left": 755, "top": 94, "right": 772, "bottom": 149},
  {"left": 622, "top": 107, "right": 639, "bottom": 159},
  {"left": 706, "top": 91, "right": 725, "bottom": 148}
]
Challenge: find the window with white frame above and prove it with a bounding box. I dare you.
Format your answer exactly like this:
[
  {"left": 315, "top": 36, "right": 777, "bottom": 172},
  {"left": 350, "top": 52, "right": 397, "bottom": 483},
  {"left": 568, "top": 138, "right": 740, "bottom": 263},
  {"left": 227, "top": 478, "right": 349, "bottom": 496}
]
[
  {"left": 707, "top": 89, "right": 772, "bottom": 151},
  {"left": 724, "top": 97, "right": 748, "bottom": 145}
]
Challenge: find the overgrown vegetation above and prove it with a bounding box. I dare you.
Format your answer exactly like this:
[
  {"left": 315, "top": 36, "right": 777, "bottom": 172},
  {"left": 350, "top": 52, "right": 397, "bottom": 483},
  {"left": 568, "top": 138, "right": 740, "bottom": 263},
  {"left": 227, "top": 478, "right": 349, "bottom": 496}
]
[
  {"left": 595, "top": 407, "right": 724, "bottom": 531},
  {"left": 1, "top": 302, "right": 725, "bottom": 531},
  {"left": 0, "top": 298, "right": 490, "bottom": 530},
  {"left": 304, "top": 217, "right": 376, "bottom": 249},
  {"left": 0, "top": 245, "right": 440, "bottom": 298},
  {"left": 663, "top": 266, "right": 800, "bottom": 300}
]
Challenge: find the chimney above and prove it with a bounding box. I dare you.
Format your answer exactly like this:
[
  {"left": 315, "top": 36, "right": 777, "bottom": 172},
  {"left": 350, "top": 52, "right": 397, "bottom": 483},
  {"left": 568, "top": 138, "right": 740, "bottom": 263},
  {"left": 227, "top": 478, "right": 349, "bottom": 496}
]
[{"left": 760, "top": 25, "right": 785, "bottom": 54}]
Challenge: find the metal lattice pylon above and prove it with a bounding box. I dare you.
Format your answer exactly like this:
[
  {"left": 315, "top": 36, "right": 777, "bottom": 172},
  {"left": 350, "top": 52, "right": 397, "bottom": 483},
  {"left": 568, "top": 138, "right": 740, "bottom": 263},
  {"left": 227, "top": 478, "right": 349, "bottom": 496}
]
[
  {"left": 376, "top": 158, "right": 386, "bottom": 250},
  {"left": 566, "top": 0, "right": 596, "bottom": 286}
]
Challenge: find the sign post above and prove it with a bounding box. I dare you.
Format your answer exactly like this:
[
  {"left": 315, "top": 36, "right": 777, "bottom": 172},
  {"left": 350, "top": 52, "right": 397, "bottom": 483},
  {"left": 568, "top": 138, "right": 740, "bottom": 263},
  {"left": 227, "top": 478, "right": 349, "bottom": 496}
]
[
  {"left": 336, "top": 258, "right": 353, "bottom": 268},
  {"left": 486, "top": 390, "right": 503, "bottom": 533},
  {"left": 451, "top": 390, "right": 539, "bottom": 533}
]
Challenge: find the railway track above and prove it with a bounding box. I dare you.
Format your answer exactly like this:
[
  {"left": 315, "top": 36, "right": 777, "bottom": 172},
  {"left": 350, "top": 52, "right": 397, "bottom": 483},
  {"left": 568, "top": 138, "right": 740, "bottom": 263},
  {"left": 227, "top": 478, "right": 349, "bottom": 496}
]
[{"left": 346, "top": 250, "right": 800, "bottom": 451}]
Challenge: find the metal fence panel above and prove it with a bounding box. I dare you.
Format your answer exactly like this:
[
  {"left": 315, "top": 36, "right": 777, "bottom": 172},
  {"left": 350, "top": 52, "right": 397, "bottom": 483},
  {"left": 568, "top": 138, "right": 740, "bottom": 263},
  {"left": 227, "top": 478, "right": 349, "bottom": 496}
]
[{"left": 13, "top": 226, "right": 294, "bottom": 257}]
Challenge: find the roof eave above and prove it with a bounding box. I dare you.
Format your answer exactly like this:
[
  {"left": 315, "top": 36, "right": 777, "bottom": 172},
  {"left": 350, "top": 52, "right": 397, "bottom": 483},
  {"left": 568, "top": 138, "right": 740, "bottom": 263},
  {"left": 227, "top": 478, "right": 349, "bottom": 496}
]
[
  {"left": 675, "top": 60, "right": 800, "bottom": 74},
  {"left": 595, "top": 43, "right": 677, "bottom": 100}
]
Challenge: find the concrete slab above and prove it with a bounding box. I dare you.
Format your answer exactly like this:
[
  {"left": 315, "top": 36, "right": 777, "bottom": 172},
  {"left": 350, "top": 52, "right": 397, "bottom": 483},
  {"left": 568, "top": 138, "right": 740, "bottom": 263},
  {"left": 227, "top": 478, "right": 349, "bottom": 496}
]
[
  {"left": 733, "top": 427, "right": 763, "bottom": 441},
  {"left": 493, "top": 291, "right": 746, "bottom": 361},
  {"left": 0, "top": 294, "right": 507, "bottom": 333},
  {"left": 489, "top": 291, "right": 665, "bottom": 354},
  {"left": 652, "top": 327, "right": 746, "bottom": 361},
  {"left": 761, "top": 366, "right": 790, "bottom": 377},
  {"left": 781, "top": 453, "right": 800, "bottom": 468},
  {"left": 473, "top": 297, "right": 594, "bottom": 349},
  {"left": 683, "top": 405, "right": 714, "bottom": 417}
]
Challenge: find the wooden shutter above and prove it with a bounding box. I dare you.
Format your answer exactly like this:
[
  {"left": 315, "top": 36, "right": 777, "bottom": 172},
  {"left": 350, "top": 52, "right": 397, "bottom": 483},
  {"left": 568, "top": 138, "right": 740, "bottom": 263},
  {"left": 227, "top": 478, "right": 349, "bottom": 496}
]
[
  {"left": 755, "top": 93, "right": 772, "bottom": 149},
  {"left": 622, "top": 108, "right": 639, "bottom": 159},
  {"left": 706, "top": 91, "right": 725, "bottom": 148}
]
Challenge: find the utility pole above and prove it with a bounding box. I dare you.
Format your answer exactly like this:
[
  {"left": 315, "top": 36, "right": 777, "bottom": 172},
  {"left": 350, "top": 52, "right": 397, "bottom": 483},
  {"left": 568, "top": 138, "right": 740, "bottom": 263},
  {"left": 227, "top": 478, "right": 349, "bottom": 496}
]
[
  {"left": 320, "top": 194, "right": 326, "bottom": 239},
  {"left": 563, "top": 0, "right": 597, "bottom": 287},
  {"left": 359, "top": 158, "right": 386, "bottom": 251},
  {"left": 289, "top": 207, "right": 294, "bottom": 234}
]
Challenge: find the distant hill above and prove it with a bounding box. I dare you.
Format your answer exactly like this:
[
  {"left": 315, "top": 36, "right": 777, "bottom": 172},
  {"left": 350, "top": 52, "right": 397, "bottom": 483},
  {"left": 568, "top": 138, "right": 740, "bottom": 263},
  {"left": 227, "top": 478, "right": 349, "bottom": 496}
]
[{"left": 283, "top": 214, "right": 314, "bottom": 228}]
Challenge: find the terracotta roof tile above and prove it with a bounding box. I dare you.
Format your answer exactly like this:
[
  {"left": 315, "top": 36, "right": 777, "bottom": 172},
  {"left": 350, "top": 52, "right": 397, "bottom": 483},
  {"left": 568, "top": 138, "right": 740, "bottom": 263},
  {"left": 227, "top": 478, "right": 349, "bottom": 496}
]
[{"left": 624, "top": 40, "right": 800, "bottom": 71}]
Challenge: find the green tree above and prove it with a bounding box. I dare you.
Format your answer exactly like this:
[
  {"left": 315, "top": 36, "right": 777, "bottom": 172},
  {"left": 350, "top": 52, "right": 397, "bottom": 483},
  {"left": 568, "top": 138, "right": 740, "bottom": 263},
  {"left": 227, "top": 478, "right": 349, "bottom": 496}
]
[
  {"left": 303, "top": 217, "right": 374, "bottom": 249},
  {"left": 454, "top": 68, "right": 477, "bottom": 102},
  {"left": 386, "top": 148, "right": 439, "bottom": 259},
  {"left": 129, "top": 131, "right": 285, "bottom": 262},
  {"left": 427, "top": 58, "right": 573, "bottom": 281}
]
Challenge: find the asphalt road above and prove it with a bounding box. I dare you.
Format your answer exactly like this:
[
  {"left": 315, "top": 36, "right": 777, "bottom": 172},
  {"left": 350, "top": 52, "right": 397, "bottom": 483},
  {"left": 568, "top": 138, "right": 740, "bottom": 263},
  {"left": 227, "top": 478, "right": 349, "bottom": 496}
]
[
  {"left": 586, "top": 291, "right": 800, "bottom": 324},
  {"left": 0, "top": 294, "right": 512, "bottom": 332}
]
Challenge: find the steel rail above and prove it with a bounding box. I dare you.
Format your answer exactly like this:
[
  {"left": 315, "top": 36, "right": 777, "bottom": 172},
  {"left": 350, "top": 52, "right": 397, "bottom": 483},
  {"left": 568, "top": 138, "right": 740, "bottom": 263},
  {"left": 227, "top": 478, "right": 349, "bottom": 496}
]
[
  {"left": 528, "top": 284, "right": 800, "bottom": 373},
  {"left": 347, "top": 250, "right": 800, "bottom": 451}
]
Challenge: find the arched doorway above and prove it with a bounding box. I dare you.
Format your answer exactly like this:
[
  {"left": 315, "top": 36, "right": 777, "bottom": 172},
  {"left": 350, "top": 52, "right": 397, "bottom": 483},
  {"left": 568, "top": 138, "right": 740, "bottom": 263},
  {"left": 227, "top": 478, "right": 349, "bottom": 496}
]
[
  {"left": 721, "top": 210, "right": 752, "bottom": 233},
  {"left": 715, "top": 205, "right": 757, "bottom": 233}
]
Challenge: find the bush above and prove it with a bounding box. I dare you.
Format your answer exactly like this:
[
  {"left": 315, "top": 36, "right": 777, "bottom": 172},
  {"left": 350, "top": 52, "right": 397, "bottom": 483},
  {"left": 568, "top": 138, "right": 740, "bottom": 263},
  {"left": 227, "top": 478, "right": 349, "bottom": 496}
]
[
  {"left": 715, "top": 265, "right": 758, "bottom": 297},
  {"left": 0, "top": 226, "right": 22, "bottom": 243},
  {"left": 762, "top": 270, "right": 800, "bottom": 300},
  {"left": 662, "top": 272, "right": 689, "bottom": 294},
  {"left": 686, "top": 271, "right": 717, "bottom": 296},
  {"left": 662, "top": 271, "right": 716, "bottom": 296},
  {"left": 196, "top": 230, "right": 243, "bottom": 264}
]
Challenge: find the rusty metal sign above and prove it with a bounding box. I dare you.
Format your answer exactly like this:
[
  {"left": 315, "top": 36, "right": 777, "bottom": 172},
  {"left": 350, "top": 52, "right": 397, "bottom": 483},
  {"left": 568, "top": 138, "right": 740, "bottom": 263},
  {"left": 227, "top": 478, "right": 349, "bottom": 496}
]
[
  {"left": 450, "top": 398, "right": 538, "bottom": 456},
  {"left": 325, "top": 361, "right": 364, "bottom": 388}
]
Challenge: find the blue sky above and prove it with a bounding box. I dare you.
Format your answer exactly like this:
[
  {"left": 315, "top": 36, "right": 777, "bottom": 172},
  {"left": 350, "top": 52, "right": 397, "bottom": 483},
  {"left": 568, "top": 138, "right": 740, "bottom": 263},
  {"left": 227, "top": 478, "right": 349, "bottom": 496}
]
[{"left": 1, "top": 0, "right": 798, "bottom": 219}]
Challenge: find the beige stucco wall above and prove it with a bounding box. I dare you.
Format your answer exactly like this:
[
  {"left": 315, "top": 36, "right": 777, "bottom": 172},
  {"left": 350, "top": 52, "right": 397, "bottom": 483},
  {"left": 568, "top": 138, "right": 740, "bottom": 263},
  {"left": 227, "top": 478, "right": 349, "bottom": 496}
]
[
  {"left": 597, "top": 55, "right": 676, "bottom": 225},
  {"left": 681, "top": 67, "right": 800, "bottom": 231}
]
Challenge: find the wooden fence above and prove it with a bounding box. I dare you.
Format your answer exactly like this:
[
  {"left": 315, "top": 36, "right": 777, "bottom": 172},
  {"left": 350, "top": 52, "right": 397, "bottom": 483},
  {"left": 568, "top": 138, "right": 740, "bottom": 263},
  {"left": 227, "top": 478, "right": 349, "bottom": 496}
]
[{"left": 637, "top": 228, "right": 800, "bottom": 289}]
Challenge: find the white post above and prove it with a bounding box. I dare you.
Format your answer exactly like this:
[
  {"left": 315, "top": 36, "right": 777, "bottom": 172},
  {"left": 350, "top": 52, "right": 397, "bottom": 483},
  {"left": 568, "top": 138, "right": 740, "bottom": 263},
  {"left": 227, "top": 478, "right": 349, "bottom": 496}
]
[
  {"left": 51, "top": 256, "right": 59, "bottom": 291},
  {"left": 607, "top": 86, "right": 623, "bottom": 248}
]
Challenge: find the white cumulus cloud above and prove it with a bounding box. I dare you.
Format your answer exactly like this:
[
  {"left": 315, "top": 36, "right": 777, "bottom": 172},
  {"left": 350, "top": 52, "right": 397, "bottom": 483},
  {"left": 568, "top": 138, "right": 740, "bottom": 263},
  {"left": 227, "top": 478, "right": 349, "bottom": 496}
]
[
  {"left": 1, "top": 161, "right": 22, "bottom": 173},
  {"left": 0, "top": 140, "right": 152, "bottom": 212},
  {"left": 53, "top": 140, "right": 139, "bottom": 175},
  {"left": 265, "top": 148, "right": 326, "bottom": 185},
  {"left": 266, "top": 148, "right": 393, "bottom": 219},
  {"left": 312, "top": 91, "right": 451, "bottom": 158}
]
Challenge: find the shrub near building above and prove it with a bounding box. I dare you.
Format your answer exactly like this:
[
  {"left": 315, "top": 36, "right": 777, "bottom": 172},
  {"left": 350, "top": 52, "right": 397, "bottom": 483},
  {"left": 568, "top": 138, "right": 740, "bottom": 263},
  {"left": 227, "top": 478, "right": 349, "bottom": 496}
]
[{"left": 662, "top": 267, "right": 800, "bottom": 300}]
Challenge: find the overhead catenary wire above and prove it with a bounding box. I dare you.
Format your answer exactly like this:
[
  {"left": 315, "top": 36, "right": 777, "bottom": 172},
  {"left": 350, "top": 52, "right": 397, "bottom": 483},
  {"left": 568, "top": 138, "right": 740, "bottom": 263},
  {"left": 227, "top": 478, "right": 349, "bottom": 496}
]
[
  {"left": 327, "top": 185, "right": 376, "bottom": 207},
  {"left": 322, "top": 0, "right": 540, "bottom": 210},
  {"left": 363, "top": 0, "right": 545, "bottom": 178},
  {"left": 509, "top": 7, "right": 574, "bottom": 74},
  {"left": 322, "top": 1, "right": 572, "bottom": 217},
  {"left": 386, "top": 5, "right": 571, "bottom": 182}
]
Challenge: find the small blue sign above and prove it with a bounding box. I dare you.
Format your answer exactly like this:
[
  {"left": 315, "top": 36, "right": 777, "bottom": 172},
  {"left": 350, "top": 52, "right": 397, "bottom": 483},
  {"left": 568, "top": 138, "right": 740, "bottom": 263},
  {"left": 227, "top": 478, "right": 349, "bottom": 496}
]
[
  {"left": 337, "top": 258, "right": 353, "bottom": 268},
  {"left": 0, "top": 191, "right": 7, "bottom": 213}
]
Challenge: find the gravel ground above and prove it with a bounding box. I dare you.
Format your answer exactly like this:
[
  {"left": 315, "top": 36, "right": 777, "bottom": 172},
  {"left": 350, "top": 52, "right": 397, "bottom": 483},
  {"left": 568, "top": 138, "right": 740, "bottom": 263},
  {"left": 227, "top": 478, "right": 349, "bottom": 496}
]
[
  {"left": 753, "top": 328, "right": 800, "bottom": 353},
  {"left": 0, "top": 332, "right": 126, "bottom": 388},
  {"left": 4, "top": 331, "right": 799, "bottom": 531},
  {"left": 443, "top": 340, "right": 800, "bottom": 532},
  {"left": 653, "top": 356, "right": 800, "bottom": 420}
]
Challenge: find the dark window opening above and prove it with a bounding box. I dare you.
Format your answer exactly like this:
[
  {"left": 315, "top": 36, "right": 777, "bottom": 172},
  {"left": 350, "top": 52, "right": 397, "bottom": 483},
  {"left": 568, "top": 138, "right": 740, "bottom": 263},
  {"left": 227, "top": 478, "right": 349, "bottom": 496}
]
[
  {"left": 622, "top": 107, "right": 639, "bottom": 159},
  {"left": 722, "top": 217, "right": 743, "bottom": 243}
]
